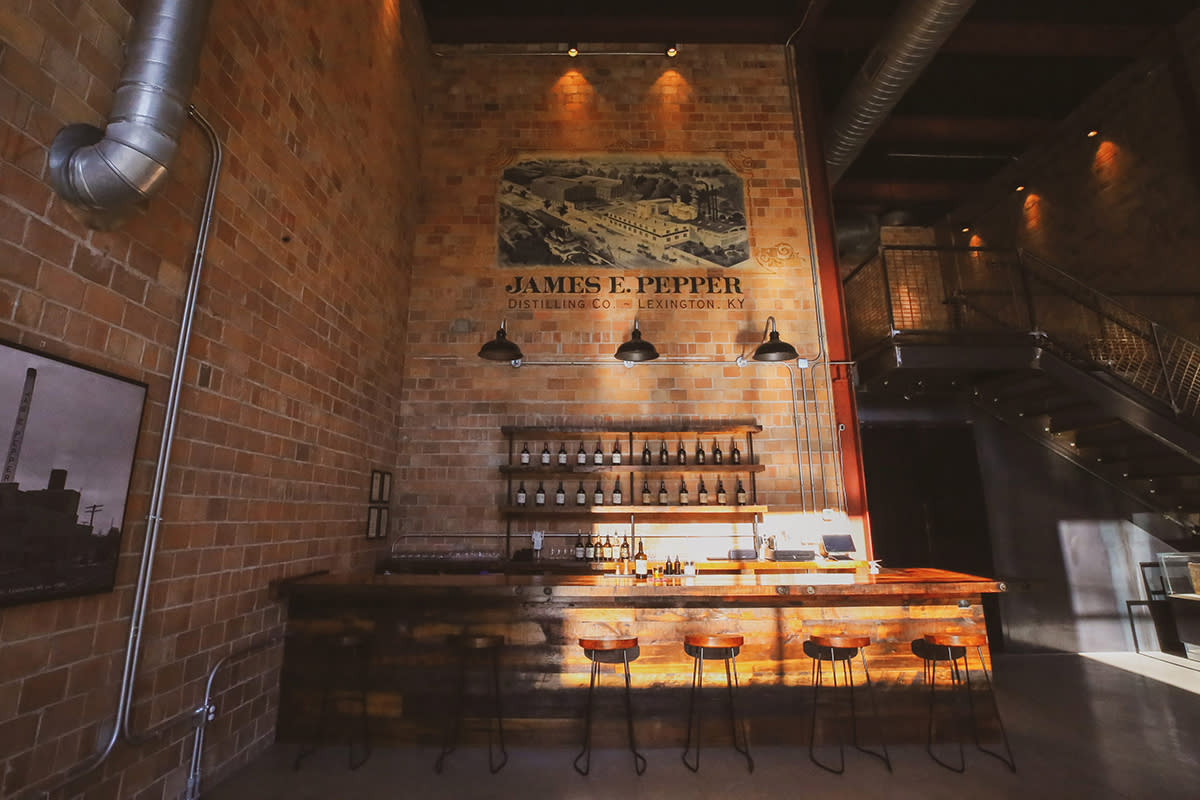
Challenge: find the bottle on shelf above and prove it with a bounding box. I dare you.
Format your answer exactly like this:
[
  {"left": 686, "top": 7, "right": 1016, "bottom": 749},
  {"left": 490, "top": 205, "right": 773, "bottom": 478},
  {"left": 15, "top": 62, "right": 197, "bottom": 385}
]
[
  {"left": 659, "top": 440, "right": 669, "bottom": 465},
  {"left": 576, "top": 481, "right": 587, "bottom": 506},
  {"left": 712, "top": 439, "right": 723, "bottom": 464},
  {"left": 612, "top": 440, "right": 622, "bottom": 465},
  {"left": 677, "top": 440, "right": 687, "bottom": 465},
  {"left": 620, "top": 534, "right": 630, "bottom": 561},
  {"left": 678, "top": 479, "right": 690, "bottom": 506},
  {"left": 695, "top": 440, "right": 705, "bottom": 465},
  {"left": 611, "top": 479, "right": 623, "bottom": 505},
  {"left": 593, "top": 440, "right": 604, "bottom": 465},
  {"left": 577, "top": 442, "right": 588, "bottom": 465},
  {"left": 575, "top": 532, "right": 585, "bottom": 561},
  {"left": 658, "top": 480, "right": 669, "bottom": 505},
  {"left": 603, "top": 536, "right": 613, "bottom": 560},
  {"left": 634, "top": 538, "right": 648, "bottom": 579},
  {"left": 520, "top": 443, "right": 531, "bottom": 465},
  {"left": 664, "top": 556, "right": 673, "bottom": 576},
  {"left": 731, "top": 440, "right": 741, "bottom": 464},
  {"left": 673, "top": 554, "right": 682, "bottom": 575},
  {"left": 541, "top": 442, "right": 551, "bottom": 466},
  {"left": 554, "top": 481, "right": 566, "bottom": 506},
  {"left": 697, "top": 478, "right": 709, "bottom": 505},
  {"left": 585, "top": 534, "right": 595, "bottom": 561},
  {"left": 735, "top": 478, "right": 748, "bottom": 505},
  {"left": 594, "top": 481, "right": 604, "bottom": 506},
  {"left": 641, "top": 441, "right": 651, "bottom": 465},
  {"left": 558, "top": 442, "right": 568, "bottom": 466},
  {"left": 535, "top": 482, "right": 546, "bottom": 506},
  {"left": 516, "top": 481, "right": 527, "bottom": 506},
  {"left": 716, "top": 478, "right": 728, "bottom": 505},
  {"left": 592, "top": 534, "right": 602, "bottom": 563}
]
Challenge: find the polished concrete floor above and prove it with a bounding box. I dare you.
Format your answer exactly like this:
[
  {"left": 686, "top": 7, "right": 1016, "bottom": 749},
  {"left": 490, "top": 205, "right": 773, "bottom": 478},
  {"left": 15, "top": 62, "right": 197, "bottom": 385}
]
[{"left": 205, "top": 654, "right": 1200, "bottom": 800}]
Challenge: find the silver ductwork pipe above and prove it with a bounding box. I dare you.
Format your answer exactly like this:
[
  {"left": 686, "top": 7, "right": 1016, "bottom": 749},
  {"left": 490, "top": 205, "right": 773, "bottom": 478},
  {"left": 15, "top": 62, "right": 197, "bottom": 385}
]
[
  {"left": 48, "top": 0, "right": 214, "bottom": 229},
  {"left": 823, "top": 0, "right": 976, "bottom": 185}
]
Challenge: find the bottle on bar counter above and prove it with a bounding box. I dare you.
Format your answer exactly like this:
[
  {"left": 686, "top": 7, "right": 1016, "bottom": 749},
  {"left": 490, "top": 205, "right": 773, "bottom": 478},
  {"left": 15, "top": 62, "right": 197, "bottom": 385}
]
[
  {"left": 603, "top": 536, "right": 613, "bottom": 560},
  {"left": 520, "top": 443, "right": 531, "bottom": 465},
  {"left": 620, "top": 534, "right": 630, "bottom": 561},
  {"left": 695, "top": 440, "right": 705, "bottom": 465},
  {"left": 541, "top": 442, "right": 551, "bottom": 465},
  {"left": 674, "top": 554, "right": 682, "bottom": 575},
  {"left": 659, "top": 440, "right": 669, "bottom": 465},
  {"left": 642, "top": 440, "right": 651, "bottom": 465},
  {"left": 612, "top": 440, "right": 622, "bottom": 464},
  {"left": 593, "top": 440, "right": 604, "bottom": 465},
  {"left": 731, "top": 440, "right": 741, "bottom": 464},
  {"left": 641, "top": 480, "right": 652, "bottom": 504},
  {"left": 716, "top": 478, "right": 728, "bottom": 505},
  {"left": 712, "top": 439, "right": 722, "bottom": 464},
  {"left": 678, "top": 479, "right": 689, "bottom": 506},
  {"left": 577, "top": 442, "right": 588, "bottom": 465},
  {"left": 634, "top": 538, "right": 648, "bottom": 579},
  {"left": 535, "top": 482, "right": 546, "bottom": 506},
  {"left": 516, "top": 481, "right": 527, "bottom": 506},
  {"left": 585, "top": 535, "right": 595, "bottom": 561},
  {"left": 735, "top": 478, "right": 748, "bottom": 505},
  {"left": 594, "top": 481, "right": 604, "bottom": 505},
  {"left": 677, "top": 440, "right": 687, "bottom": 465},
  {"left": 658, "top": 480, "right": 669, "bottom": 505},
  {"left": 697, "top": 478, "right": 709, "bottom": 505},
  {"left": 555, "top": 482, "right": 566, "bottom": 505},
  {"left": 558, "top": 442, "right": 568, "bottom": 465},
  {"left": 611, "top": 479, "right": 623, "bottom": 505},
  {"left": 575, "top": 532, "right": 585, "bottom": 561},
  {"left": 576, "top": 482, "right": 587, "bottom": 505}
]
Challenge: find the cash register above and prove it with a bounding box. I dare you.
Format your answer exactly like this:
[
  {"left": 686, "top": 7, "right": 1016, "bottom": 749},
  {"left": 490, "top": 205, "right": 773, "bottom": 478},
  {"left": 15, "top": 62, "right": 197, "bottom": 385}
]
[{"left": 820, "top": 533, "right": 857, "bottom": 561}]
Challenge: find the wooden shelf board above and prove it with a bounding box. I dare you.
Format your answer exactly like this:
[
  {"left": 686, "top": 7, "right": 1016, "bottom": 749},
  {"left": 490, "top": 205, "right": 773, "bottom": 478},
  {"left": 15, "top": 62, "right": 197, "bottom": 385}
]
[
  {"left": 500, "top": 463, "right": 764, "bottom": 475},
  {"left": 501, "top": 505, "right": 767, "bottom": 518},
  {"left": 502, "top": 423, "right": 762, "bottom": 437}
]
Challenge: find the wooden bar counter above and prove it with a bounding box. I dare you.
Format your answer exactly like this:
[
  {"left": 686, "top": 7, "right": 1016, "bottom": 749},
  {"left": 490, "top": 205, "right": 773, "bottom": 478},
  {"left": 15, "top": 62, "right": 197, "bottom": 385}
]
[{"left": 276, "top": 567, "right": 1005, "bottom": 747}]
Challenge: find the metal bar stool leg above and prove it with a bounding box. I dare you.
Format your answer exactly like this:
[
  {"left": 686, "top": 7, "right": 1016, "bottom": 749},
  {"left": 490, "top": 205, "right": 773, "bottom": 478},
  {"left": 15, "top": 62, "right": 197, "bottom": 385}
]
[
  {"left": 970, "top": 645, "right": 1017, "bottom": 771},
  {"left": 810, "top": 646, "right": 846, "bottom": 774},
  {"left": 622, "top": 649, "right": 647, "bottom": 775},
  {"left": 856, "top": 648, "right": 892, "bottom": 771},
  {"left": 725, "top": 651, "right": 754, "bottom": 772},
  {"left": 294, "top": 645, "right": 335, "bottom": 770},
  {"left": 434, "top": 650, "right": 467, "bottom": 774},
  {"left": 349, "top": 640, "right": 371, "bottom": 770},
  {"left": 488, "top": 645, "right": 508, "bottom": 774},
  {"left": 573, "top": 654, "right": 599, "bottom": 776},
  {"left": 926, "top": 646, "right": 966, "bottom": 773},
  {"left": 681, "top": 648, "right": 704, "bottom": 772}
]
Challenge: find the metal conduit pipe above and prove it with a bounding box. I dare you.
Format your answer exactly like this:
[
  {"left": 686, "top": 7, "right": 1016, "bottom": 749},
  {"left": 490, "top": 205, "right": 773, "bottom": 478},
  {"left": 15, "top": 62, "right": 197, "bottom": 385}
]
[
  {"left": 823, "top": 0, "right": 976, "bottom": 185},
  {"left": 48, "top": 0, "right": 214, "bottom": 230},
  {"left": 18, "top": 107, "right": 222, "bottom": 800}
]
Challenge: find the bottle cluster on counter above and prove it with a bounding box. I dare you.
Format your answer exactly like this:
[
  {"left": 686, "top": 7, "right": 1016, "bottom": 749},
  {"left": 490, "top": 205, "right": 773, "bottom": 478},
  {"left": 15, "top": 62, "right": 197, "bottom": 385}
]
[
  {"left": 571, "top": 533, "right": 696, "bottom": 578},
  {"left": 519, "top": 438, "right": 741, "bottom": 467}
]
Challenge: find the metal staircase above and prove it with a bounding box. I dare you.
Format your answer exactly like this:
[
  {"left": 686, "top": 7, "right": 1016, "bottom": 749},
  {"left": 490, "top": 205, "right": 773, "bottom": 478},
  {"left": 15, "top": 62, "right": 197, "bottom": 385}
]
[{"left": 844, "top": 246, "right": 1200, "bottom": 544}]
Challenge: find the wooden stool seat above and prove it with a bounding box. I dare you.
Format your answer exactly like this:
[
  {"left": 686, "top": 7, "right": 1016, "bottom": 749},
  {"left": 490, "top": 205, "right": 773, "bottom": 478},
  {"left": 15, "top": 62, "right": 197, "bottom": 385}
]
[
  {"left": 925, "top": 632, "right": 986, "bottom": 648},
  {"left": 579, "top": 636, "right": 638, "bottom": 651},
  {"left": 810, "top": 634, "right": 871, "bottom": 650},
  {"left": 684, "top": 633, "right": 744, "bottom": 649}
]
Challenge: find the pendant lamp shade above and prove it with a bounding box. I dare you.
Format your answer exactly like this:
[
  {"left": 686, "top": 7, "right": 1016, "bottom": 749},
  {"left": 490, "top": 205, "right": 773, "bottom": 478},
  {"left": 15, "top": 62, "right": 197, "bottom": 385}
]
[
  {"left": 751, "top": 316, "right": 799, "bottom": 362},
  {"left": 614, "top": 322, "right": 659, "bottom": 362},
  {"left": 478, "top": 320, "right": 524, "bottom": 363}
]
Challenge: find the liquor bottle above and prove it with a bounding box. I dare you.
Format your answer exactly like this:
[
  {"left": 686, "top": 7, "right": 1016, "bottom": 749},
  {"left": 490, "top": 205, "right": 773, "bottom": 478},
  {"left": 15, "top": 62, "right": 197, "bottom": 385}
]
[
  {"left": 735, "top": 478, "right": 748, "bottom": 505},
  {"left": 535, "top": 482, "right": 546, "bottom": 506},
  {"left": 576, "top": 481, "right": 587, "bottom": 505},
  {"left": 555, "top": 481, "right": 566, "bottom": 505},
  {"left": 677, "top": 440, "right": 687, "bottom": 465},
  {"left": 558, "top": 443, "right": 568, "bottom": 466},
  {"left": 541, "top": 442, "right": 551, "bottom": 465},
  {"left": 634, "top": 539, "right": 648, "bottom": 579},
  {"left": 673, "top": 554, "right": 682, "bottom": 575},
  {"left": 592, "top": 534, "right": 602, "bottom": 562},
  {"left": 716, "top": 478, "right": 728, "bottom": 505},
  {"left": 575, "top": 532, "right": 585, "bottom": 560},
  {"left": 620, "top": 535, "right": 630, "bottom": 561},
  {"left": 611, "top": 440, "right": 622, "bottom": 465},
  {"left": 520, "top": 443, "right": 531, "bottom": 465},
  {"left": 658, "top": 480, "right": 669, "bottom": 505},
  {"left": 516, "top": 481, "right": 527, "bottom": 506},
  {"left": 678, "top": 479, "right": 689, "bottom": 506},
  {"left": 577, "top": 442, "right": 588, "bottom": 465},
  {"left": 695, "top": 440, "right": 705, "bottom": 465},
  {"left": 731, "top": 441, "right": 741, "bottom": 465},
  {"left": 603, "top": 536, "right": 613, "bottom": 560},
  {"left": 611, "top": 479, "right": 623, "bottom": 505},
  {"left": 659, "top": 440, "right": 669, "bottom": 465},
  {"left": 594, "top": 481, "right": 604, "bottom": 505},
  {"left": 697, "top": 478, "right": 709, "bottom": 505},
  {"left": 712, "top": 439, "right": 722, "bottom": 464},
  {"left": 641, "top": 441, "right": 651, "bottom": 465},
  {"left": 585, "top": 535, "right": 595, "bottom": 561},
  {"left": 664, "top": 556, "right": 673, "bottom": 576},
  {"left": 641, "top": 480, "right": 652, "bottom": 504},
  {"left": 593, "top": 440, "right": 604, "bottom": 465}
]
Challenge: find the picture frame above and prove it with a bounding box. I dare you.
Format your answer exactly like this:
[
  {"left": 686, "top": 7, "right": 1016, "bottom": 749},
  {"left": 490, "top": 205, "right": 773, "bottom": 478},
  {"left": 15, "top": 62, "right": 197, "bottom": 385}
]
[
  {"left": 0, "top": 339, "right": 147, "bottom": 607},
  {"left": 366, "top": 505, "right": 390, "bottom": 539},
  {"left": 369, "top": 469, "right": 392, "bottom": 504}
]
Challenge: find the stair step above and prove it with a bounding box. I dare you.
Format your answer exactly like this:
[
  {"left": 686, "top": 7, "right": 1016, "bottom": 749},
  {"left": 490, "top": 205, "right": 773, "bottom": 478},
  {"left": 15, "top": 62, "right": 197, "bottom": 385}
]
[
  {"left": 1046, "top": 406, "right": 1119, "bottom": 434},
  {"left": 973, "top": 372, "right": 1053, "bottom": 400},
  {"left": 1073, "top": 421, "right": 1145, "bottom": 449},
  {"left": 1117, "top": 456, "right": 1200, "bottom": 480}
]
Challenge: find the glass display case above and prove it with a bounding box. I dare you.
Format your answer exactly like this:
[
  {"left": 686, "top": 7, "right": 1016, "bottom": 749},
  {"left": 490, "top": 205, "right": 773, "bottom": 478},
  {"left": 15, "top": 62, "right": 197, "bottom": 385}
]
[{"left": 1158, "top": 552, "right": 1200, "bottom": 598}]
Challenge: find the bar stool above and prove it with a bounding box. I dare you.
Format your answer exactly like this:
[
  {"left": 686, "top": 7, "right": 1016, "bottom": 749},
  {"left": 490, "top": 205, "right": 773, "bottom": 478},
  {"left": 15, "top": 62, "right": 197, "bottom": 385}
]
[
  {"left": 919, "top": 631, "right": 1016, "bottom": 773},
  {"left": 681, "top": 633, "right": 754, "bottom": 773},
  {"left": 293, "top": 630, "right": 372, "bottom": 771},
  {"left": 803, "top": 634, "right": 891, "bottom": 774},
  {"left": 574, "top": 636, "right": 647, "bottom": 776},
  {"left": 435, "top": 634, "right": 508, "bottom": 774}
]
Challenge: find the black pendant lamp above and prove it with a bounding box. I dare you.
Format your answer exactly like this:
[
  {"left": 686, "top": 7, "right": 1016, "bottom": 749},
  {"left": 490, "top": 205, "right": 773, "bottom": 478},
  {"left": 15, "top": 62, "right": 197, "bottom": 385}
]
[
  {"left": 614, "top": 319, "right": 659, "bottom": 363},
  {"left": 478, "top": 320, "right": 524, "bottom": 364},
  {"left": 752, "top": 316, "right": 799, "bottom": 362}
]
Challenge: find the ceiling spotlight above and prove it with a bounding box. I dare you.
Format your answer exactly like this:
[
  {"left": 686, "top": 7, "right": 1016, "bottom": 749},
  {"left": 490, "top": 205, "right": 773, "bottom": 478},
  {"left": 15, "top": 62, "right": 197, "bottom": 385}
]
[
  {"left": 665, "top": 43, "right": 679, "bottom": 58},
  {"left": 1015, "top": 184, "right": 1026, "bottom": 192},
  {"left": 478, "top": 319, "right": 523, "bottom": 366},
  {"left": 614, "top": 318, "right": 659, "bottom": 363},
  {"left": 751, "top": 316, "right": 799, "bottom": 362},
  {"left": 1086, "top": 129, "right": 1099, "bottom": 138},
  {"left": 960, "top": 225, "right": 971, "bottom": 233},
  {"left": 567, "top": 43, "right": 579, "bottom": 57}
]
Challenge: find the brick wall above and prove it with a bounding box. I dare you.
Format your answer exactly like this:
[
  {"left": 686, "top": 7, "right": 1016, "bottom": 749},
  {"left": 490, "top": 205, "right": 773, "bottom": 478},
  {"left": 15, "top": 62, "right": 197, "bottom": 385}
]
[
  {"left": 0, "top": 1, "right": 426, "bottom": 798},
  {"left": 398, "top": 45, "right": 852, "bottom": 563},
  {"left": 946, "top": 8, "right": 1200, "bottom": 339}
]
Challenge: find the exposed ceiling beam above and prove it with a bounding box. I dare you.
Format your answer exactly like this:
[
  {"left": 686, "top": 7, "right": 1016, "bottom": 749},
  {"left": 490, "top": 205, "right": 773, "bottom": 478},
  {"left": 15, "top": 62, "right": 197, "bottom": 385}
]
[
  {"left": 423, "top": 15, "right": 803, "bottom": 44},
  {"left": 814, "top": 20, "right": 1162, "bottom": 57},
  {"left": 874, "top": 115, "right": 1050, "bottom": 145},
  {"left": 833, "top": 179, "right": 976, "bottom": 204}
]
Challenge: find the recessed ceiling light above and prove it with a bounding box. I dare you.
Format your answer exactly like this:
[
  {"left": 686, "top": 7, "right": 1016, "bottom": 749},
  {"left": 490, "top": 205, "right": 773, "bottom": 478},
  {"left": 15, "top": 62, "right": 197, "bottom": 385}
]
[
  {"left": 567, "top": 43, "right": 579, "bottom": 58},
  {"left": 1086, "top": 129, "right": 1099, "bottom": 138},
  {"left": 666, "top": 43, "right": 679, "bottom": 57},
  {"left": 1015, "top": 184, "right": 1025, "bottom": 192}
]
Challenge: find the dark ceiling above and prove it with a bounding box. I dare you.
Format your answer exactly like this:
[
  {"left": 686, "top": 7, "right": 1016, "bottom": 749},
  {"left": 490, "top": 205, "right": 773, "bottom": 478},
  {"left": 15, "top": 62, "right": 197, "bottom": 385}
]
[{"left": 419, "top": 0, "right": 1197, "bottom": 227}]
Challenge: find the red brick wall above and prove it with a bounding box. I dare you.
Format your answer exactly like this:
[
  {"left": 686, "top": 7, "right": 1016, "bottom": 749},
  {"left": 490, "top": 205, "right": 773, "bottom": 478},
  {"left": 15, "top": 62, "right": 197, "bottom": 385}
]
[
  {"left": 399, "top": 45, "right": 854, "bottom": 562},
  {"left": 0, "top": 1, "right": 425, "bottom": 797}
]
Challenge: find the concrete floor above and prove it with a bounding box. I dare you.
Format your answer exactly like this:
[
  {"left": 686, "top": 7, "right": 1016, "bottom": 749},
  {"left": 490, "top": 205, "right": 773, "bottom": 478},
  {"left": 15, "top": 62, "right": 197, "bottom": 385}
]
[{"left": 205, "top": 653, "right": 1200, "bottom": 800}]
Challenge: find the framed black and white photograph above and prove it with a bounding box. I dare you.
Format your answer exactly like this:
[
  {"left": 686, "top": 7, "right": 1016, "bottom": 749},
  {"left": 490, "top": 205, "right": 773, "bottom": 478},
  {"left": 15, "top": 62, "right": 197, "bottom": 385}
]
[
  {"left": 369, "top": 469, "right": 392, "bottom": 504},
  {"left": 366, "top": 505, "right": 389, "bottom": 539},
  {"left": 0, "top": 340, "right": 147, "bottom": 607}
]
